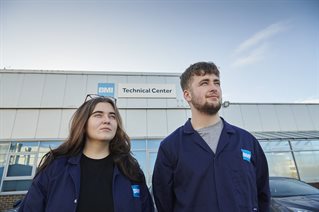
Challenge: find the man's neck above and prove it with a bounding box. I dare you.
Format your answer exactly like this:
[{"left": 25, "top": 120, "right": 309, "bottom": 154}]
[
  {"left": 83, "top": 140, "right": 110, "bottom": 159},
  {"left": 191, "top": 110, "right": 221, "bottom": 130}
]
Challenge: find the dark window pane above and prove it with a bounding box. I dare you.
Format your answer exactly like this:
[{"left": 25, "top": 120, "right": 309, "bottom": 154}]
[
  {"left": 7, "top": 155, "right": 35, "bottom": 176},
  {"left": 1, "top": 180, "right": 32, "bottom": 192}
]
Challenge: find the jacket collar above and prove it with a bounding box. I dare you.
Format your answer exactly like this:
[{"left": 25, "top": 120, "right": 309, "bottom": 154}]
[
  {"left": 183, "top": 117, "right": 236, "bottom": 135},
  {"left": 183, "top": 117, "right": 236, "bottom": 155},
  {"left": 67, "top": 153, "right": 82, "bottom": 165}
]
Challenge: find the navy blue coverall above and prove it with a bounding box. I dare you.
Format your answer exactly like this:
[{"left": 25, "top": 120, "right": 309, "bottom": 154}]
[{"left": 152, "top": 118, "right": 270, "bottom": 212}]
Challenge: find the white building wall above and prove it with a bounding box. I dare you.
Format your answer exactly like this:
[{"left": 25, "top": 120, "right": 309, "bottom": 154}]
[
  {"left": 307, "top": 105, "right": 319, "bottom": 130},
  {"left": 258, "top": 105, "right": 281, "bottom": 132},
  {"left": 41, "top": 75, "right": 67, "bottom": 107},
  {"left": 1, "top": 70, "right": 318, "bottom": 141}
]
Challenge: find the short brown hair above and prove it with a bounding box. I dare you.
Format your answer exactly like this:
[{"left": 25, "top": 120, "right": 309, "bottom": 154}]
[{"left": 180, "top": 62, "right": 220, "bottom": 90}]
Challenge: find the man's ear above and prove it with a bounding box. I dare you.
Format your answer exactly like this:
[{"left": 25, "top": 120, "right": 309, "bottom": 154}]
[{"left": 183, "top": 89, "right": 191, "bottom": 102}]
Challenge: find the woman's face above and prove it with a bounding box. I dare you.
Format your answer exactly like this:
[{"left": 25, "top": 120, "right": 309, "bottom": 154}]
[{"left": 86, "top": 102, "right": 118, "bottom": 143}]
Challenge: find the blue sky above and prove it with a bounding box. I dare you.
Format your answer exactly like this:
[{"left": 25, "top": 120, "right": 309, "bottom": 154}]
[{"left": 0, "top": 0, "right": 318, "bottom": 103}]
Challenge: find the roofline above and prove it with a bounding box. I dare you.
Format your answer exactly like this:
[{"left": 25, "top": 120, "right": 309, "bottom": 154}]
[
  {"left": 1, "top": 69, "right": 318, "bottom": 105},
  {"left": 0, "top": 68, "right": 181, "bottom": 77},
  {"left": 221, "top": 102, "right": 319, "bottom": 105}
]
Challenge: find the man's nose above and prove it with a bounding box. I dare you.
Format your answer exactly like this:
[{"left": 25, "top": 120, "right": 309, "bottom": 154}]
[{"left": 210, "top": 83, "right": 218, "bottom": 92}]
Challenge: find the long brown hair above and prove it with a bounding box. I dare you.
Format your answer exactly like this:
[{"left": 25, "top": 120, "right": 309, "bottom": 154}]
[{"left": 37, "top": 96, "right": 144, "bottom": 183}]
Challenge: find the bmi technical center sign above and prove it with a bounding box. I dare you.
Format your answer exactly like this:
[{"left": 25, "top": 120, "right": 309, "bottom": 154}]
[{"left": 118, "top": 83, "right": 176, "bottom": 98}]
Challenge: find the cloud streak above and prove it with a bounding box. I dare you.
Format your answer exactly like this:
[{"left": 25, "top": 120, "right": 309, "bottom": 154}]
[
  {"left": 232, "top": 43, "right": 268, "bottom": 67},
  {"left": 232, "top": 20, "right": 290, "bottom": 67}
]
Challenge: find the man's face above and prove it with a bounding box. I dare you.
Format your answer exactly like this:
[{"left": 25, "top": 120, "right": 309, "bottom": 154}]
[{"left": 184, "top": 73, "right": 222, "bottom": 115}]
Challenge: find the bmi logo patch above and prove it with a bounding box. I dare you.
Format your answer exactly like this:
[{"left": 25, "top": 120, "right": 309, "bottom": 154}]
[
  {"left": 131, "top": 185, "right": 140, "bottom": 198},
  {"left": 241, "top": 149, "right": 251, "bottom": 162}
]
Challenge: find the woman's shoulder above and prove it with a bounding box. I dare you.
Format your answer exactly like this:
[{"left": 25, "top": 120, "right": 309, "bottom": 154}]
[{"left": 41, "top": 155, "right": 73, "bottom": 176}]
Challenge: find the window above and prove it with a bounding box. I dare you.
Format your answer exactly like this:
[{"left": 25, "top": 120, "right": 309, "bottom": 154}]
[
  {"left": 265, "top": 152, "right": 298, "bottom": 179},
  {"left": 294, "top": 151, "right": 319, "bottom": 182},
  {"left": 291, "top": 139, "right": 319, "bottom": 151},
  {"left": 2, "top": 180, "right": 32, "bottom": 192},
  {"left": 291, "top": 139, "right": 319, "bottom": 182},
  {"left": 7, "top": 155, "right": 35, "bottom": 177},
  {"left": 37, "top": 141, "right": 61, "bottom": 166},
  {"left": 0, "top": 143, "right": 10, "bottom": 183},
  {"left": 131, "top": 139, "right": 162, "bottom": 186},
  {"left": 260, "top": 140, "right": 290, "bottom": 152},
  {"left": 260, "top": 140, "right": 298, "bottom": 178},
  {"left": 0, "top": 141, "right": 62, "bottom": 194}
]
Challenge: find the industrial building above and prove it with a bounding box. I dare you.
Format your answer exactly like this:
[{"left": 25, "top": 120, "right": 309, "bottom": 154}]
[{"left": 0, "top": 69, "right": 318, "bottom": 211}]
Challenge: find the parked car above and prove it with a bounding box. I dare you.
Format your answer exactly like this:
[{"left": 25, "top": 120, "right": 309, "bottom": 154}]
[{"left": 270, "top": 177, "right": 319, "bottom": 212}]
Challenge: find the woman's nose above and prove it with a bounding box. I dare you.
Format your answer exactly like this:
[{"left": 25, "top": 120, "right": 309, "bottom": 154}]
[{"left": 103, "top": 116, "right": 111, "bottom": 124}]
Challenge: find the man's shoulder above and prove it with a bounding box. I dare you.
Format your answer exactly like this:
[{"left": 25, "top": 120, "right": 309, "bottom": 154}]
[
  {"left": 162, "top": 125, "right": 184, "bottom": 143},
  {"left": 223, "top": 119, "right": 256, "bottom": 139},
  {"left": 159, "top": 122, "right": 191, "bottom": 151}
]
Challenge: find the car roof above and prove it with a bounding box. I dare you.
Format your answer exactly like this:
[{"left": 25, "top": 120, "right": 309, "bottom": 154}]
[{"left": 269, "top": 176, "right": 300, "bottom": 180}]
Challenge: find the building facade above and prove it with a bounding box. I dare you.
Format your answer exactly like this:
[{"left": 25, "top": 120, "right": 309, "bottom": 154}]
[{"left": 0, "top": 69, "right": 318, "bottom": 211}]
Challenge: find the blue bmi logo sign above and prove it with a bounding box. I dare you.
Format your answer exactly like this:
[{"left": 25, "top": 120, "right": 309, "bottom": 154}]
[{"left": 97, "top": 83, "right": 115, "bottom": 97}]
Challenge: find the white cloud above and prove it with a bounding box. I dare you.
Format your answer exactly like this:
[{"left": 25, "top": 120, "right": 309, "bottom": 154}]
[
  {"left": 234, "top": 21, "right": 290, "bottom": 55},
  {"left": 232, "top": 20, "right": 290, "bottom": 68},
  {"left": 232, "top": 43, "right": 268, "bottom": 67}
]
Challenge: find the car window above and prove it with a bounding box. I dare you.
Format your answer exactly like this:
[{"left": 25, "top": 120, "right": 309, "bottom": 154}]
[{"left": 270, "top": 178, "right": 319, "bottom": 197}]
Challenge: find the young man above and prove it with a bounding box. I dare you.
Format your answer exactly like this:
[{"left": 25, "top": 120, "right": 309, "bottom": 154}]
[{"left": 152, "top": 62, "right": 270, "bottom": 212}]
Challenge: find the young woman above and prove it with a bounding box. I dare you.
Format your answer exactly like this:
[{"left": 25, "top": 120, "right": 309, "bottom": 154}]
[{"left": 19, "top": 95, "right": 154, "bottom": 212}]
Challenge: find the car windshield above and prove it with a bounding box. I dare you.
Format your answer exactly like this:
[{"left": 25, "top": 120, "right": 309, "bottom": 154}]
[{"left": 270, "top": 178, "right": 319, "bottom": 197}]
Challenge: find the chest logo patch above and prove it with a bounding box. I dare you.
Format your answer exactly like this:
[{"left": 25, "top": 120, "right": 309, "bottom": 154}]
[
  {"left": 131, "top": 185, "right": 140, "bottom": 198},
  {"left": 241, "top": 149, "right": 251, "bottom": 162}
]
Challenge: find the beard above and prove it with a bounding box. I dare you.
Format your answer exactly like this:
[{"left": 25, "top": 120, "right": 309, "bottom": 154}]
[{"left": 191, "top": 98, "right": 222, "bottom": 115}]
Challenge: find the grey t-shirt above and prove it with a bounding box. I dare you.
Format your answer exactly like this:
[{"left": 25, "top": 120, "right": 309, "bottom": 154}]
[{"left": 196, "top": 119, "right": 224, "bottom": 153}]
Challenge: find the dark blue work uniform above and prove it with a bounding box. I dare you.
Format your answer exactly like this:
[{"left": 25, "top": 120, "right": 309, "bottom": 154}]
[
  {"left": 19, "top": 154, "right": 154, "bottom": 212},
  {"left": 152, "top": 118, "right": 270, "bottom": 212}
]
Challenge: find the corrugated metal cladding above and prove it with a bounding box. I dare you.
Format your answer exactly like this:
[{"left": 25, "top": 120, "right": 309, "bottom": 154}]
[{"left": 0, "top": 69, "right": 318, "bottom": 140}]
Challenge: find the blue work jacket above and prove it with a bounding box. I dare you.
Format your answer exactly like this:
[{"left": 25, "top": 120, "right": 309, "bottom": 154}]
[
  {"left": 19, "top": 154, "right": 154, "bottom": 212},
  {"left": 152, "top": 118, "right": 270, "bottom": 212}
]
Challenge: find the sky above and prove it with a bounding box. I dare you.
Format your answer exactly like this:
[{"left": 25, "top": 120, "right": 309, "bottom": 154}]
[{"left": 0, "top": 0, "right": 318, "bottom": 103}]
